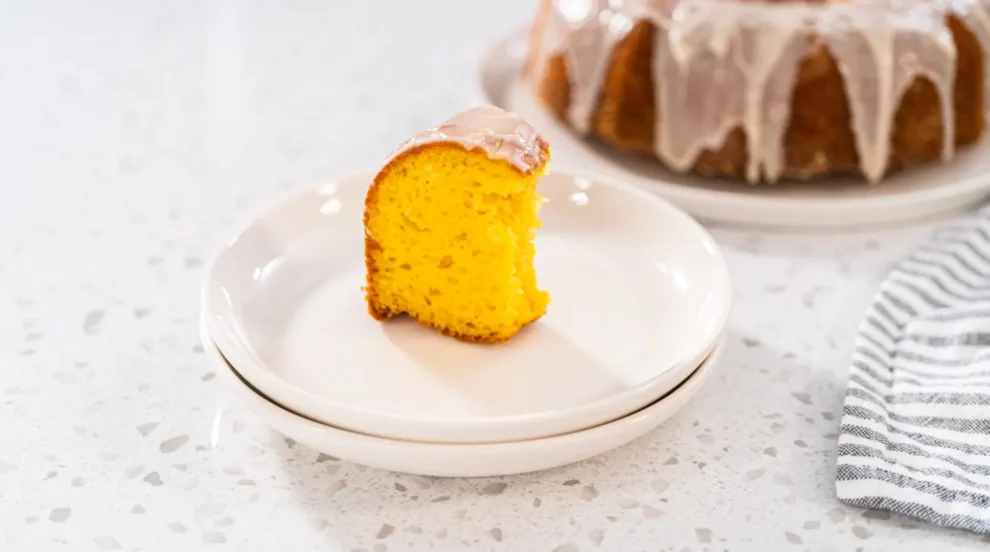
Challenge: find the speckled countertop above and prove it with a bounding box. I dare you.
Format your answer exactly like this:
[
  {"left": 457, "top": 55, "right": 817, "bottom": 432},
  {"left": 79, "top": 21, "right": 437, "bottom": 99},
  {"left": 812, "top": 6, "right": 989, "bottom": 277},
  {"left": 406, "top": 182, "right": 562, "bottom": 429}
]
[{"left": 3, "top": 1, "right": 990, "bottom": 551}]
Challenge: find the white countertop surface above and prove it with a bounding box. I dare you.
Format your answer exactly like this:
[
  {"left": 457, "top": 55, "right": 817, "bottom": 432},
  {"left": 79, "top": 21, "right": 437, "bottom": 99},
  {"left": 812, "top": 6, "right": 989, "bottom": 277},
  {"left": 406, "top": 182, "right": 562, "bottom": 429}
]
[{"left": 3, "top": 1, "right": 990, "bottom": 550}]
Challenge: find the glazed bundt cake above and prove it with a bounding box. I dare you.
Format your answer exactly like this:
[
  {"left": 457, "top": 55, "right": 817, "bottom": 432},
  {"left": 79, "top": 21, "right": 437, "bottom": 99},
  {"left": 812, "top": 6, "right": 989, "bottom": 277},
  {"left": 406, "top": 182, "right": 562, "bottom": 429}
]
[
  {"left": 526, "top": 0, "right": 990, "bottom": 183},
  {"left": 363, "top": 105, "right": 551, "bottom": 343}
]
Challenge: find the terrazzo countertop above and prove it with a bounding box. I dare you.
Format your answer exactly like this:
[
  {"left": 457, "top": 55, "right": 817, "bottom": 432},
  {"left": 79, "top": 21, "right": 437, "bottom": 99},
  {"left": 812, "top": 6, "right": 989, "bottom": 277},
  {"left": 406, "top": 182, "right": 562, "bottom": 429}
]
[{"left": 3, "top": 1, "right": 990, "bottom": 550}]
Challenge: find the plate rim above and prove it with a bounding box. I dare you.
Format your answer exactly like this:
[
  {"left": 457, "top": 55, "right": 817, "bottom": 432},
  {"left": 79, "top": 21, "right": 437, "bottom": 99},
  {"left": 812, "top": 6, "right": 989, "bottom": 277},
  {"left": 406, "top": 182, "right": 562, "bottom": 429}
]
[
  {"left": 203, "top": 311, "right": 725, "bottom": 448},
  {"left": 202, "top": 169, "right": 733, "bottom": 443},
  {"left": 478, "top": 30, "right": 990, "bottom": 229}
]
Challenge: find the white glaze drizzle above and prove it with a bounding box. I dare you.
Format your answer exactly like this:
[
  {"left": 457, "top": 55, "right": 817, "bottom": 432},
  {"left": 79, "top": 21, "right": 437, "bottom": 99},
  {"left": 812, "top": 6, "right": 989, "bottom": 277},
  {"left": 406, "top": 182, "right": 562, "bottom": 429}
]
[
  {"left": 385, "top": 105, "right": 548, "bottom": 172},
  {"left": 953, "top": 0, "right": 990, "bottom": 126},
  {"left": 534, "top": 0, "right": 982, "bottom": 183},
  {"left": 756, "top": 32, "right": 807, "bottom": 181},
  {"left": 559, "top": 0, "right": 636, "bottom": 132}
]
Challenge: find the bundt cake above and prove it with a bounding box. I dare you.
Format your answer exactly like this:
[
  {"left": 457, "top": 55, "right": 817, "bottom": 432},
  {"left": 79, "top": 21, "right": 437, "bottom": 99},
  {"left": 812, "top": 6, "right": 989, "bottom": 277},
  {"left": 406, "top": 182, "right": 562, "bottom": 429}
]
[
  {"left": 526, "top": 0, "right": 990, "bottom": 183},
  {"left": 363, "top": 105, "right": 551, "bottom": 343}
]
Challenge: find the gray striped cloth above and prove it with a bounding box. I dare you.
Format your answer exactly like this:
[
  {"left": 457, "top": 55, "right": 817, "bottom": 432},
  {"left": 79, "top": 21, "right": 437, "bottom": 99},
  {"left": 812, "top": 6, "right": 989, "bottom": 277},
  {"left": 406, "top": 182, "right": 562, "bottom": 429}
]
[{"left": 836, "top": 207, "right": 990, "bottom": 533}]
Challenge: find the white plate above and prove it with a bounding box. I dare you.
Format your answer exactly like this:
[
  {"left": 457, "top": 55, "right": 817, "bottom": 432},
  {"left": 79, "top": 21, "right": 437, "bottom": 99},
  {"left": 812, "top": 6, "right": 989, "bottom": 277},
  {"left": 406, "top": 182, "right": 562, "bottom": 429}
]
[
  {"left": 203, "top": 319, "right": 724, "bottom": 478},
  {"left": 479, "top": 31, "right": 990, "bottom": 230},
  {"left": 202, "top": 170, "right": 731, "bottom": 444}
]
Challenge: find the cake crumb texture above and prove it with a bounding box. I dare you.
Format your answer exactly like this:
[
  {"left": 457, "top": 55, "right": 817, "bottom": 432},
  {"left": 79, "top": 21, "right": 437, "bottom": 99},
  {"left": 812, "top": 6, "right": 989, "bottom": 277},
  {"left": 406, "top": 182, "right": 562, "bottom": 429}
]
[{"left": 364, "top": 142, "right": 550, "bottom": 343}]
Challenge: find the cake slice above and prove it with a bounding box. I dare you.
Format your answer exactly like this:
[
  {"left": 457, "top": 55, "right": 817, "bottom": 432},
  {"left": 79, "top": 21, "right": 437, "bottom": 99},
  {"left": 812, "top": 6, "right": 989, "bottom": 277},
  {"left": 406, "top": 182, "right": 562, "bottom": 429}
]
[{"left": 363, "top": 105, "right": 551, "bottom": 343}]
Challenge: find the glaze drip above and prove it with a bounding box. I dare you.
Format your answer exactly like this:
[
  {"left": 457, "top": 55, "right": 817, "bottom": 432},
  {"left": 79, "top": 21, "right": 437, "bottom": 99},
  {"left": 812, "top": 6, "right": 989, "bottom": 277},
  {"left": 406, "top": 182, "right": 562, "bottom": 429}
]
[
  {"left": 955, "top": 0, "right": 990, "bottom": 126},
  {"left": 532, "top": 0, "right": 989, "bottom": 183},
  {"left": 386, "top": 106, "right": 548, "bottom": 173}
]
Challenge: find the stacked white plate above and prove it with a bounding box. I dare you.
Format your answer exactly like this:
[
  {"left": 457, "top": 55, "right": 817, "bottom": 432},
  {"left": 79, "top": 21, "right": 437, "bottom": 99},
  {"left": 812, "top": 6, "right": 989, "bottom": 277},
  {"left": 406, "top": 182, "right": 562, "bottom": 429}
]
[{"left": 200, "top": 171, "right": 733, "bottom": 477}]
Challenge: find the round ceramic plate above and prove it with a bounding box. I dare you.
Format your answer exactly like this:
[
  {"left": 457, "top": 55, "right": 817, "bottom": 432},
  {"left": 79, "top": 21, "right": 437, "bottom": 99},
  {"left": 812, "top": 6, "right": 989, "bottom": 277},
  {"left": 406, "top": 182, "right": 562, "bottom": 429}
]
[
  {"left": 203, "top": 319, "right": 724, "bottom": 477},
  {"left": 478, "top": 31, "right": 990, "bottom": 230},
  {"left": 202, "top": 170, "right": 731, "bottom": 444}
]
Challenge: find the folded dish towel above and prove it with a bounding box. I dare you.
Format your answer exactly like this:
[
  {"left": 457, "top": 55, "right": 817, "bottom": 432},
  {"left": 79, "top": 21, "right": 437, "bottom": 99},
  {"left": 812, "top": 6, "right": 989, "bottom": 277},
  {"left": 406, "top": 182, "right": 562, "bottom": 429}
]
[{"left": 836, "top": 207, "right": 990, "bottom": 534}]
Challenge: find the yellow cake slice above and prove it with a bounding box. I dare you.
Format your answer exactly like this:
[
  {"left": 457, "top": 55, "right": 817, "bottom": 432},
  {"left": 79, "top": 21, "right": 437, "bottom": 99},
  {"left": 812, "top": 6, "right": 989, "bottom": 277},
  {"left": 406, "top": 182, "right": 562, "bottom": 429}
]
[{"left": 363, "top": 105, "right": 551, "bottom": 343}]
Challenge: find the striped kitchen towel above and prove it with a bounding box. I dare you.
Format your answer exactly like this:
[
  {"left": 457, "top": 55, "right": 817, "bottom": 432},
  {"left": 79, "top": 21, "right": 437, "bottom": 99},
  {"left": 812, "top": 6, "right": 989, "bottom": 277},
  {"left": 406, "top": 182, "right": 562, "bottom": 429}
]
[{"left": 836, "top": 206, "right": 990, "bottom": 533}]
